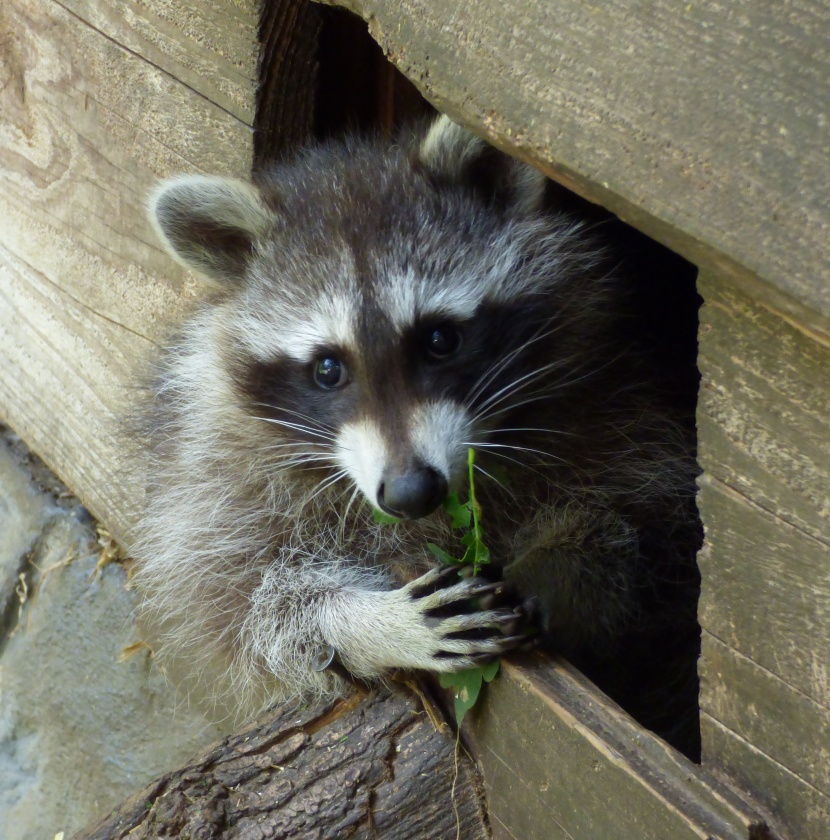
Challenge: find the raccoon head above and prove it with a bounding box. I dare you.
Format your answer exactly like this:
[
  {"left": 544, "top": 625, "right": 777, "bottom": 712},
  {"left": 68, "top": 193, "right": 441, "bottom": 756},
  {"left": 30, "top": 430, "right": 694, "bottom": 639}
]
[{"left": 150, "top": 116, "right": 602, "bottom": 519}]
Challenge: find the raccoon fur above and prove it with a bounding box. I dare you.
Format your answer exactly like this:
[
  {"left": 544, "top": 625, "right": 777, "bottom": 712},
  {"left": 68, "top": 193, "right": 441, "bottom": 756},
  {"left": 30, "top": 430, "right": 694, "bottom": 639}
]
[{"left": 133, "top": 116, "right": 701, "bottom": 755}]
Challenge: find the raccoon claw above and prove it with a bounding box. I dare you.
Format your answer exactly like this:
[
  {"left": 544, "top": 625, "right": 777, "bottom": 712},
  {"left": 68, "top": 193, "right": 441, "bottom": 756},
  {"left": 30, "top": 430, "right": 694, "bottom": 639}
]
[
  {"left": 493, "top": 607, "right": 527, "bottom": 636},
  {"left": 467, "top": 581, "right": 506, "bottom": 598},
  {"left": 405, "top": 564, "right": 459, "bottom": 597}
]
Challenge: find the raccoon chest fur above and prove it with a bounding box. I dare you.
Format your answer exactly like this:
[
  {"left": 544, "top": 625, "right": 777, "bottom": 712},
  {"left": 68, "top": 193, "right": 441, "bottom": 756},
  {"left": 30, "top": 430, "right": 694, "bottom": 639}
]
[{"left": 133, "top": 115, "right": 701, "bottom": 754}]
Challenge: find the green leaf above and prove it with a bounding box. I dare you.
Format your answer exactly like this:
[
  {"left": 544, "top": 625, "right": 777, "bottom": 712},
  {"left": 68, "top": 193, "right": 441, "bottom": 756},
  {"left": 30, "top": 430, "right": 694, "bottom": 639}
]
[
  {"left": 481, "top": 659, "right": 500, "bottom": 682},
  {"left": 443, "top": 493, "right": 472, "bottom": 529},
  {"left": 439, "top": 668, "right": 485, "bottom": 724},
  {"left": 372, "top": 508, "right": 401, "bottom": 525},
  {"left": 427, "top": 542, "right": 460, "bottom": 565}
]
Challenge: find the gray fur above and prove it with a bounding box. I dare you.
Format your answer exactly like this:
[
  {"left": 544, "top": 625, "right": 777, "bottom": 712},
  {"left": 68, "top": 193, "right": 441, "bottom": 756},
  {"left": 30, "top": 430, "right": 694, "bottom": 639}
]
[{"left": 132, "top": 117, "right": 700, "bottom": 741}]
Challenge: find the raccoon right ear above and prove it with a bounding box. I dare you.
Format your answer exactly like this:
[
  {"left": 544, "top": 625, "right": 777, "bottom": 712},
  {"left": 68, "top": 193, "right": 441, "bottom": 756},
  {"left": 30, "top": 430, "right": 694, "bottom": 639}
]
[
  {"left": 418, "top": 115, "right": 548, "bottom": 216},
  {"left": 149, "top": 175, "right": 272, "bottom": 284}
]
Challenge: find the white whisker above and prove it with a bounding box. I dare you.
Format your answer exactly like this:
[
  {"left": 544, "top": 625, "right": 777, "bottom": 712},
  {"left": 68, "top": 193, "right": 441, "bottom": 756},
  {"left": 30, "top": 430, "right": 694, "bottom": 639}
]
[{"left": 252, "top": 416, "right": 336, "bottom": 442}]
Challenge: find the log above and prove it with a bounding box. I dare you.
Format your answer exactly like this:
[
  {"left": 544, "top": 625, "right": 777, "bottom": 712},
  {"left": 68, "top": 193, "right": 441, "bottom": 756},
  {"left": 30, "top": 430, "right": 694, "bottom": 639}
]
[{"left": 73, "top": 685, "right": 489, "bottom": 840}]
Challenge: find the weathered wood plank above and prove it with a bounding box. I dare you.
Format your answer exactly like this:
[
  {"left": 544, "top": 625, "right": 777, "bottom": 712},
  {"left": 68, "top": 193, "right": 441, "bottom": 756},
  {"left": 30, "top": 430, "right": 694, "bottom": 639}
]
[
  {"left": 703, "top": 715, "right": 830, "bottom": 840},
  {"left": 55, "top": 0, "right": 260, "bottom": 123},
  {"left": 467, "top": 657, "right": 772, "bottom": 840},
  {"left": 697, "top": 476, "right": 830, "bottom": 707},
  {"left": 256, "top": 0, "right": 321, "bottom": 160},
  {"left": 0, "top": 0, "right": 256, "bottom": 535},
  {"left": 702, "top": 632, "right": 830, "bottom": 798},
  {"left": 696, "top": 268, "right": 830, "bottom": 838},
  {"left": 320, "top": 0, "right": 830, "bottom": 336},
  {"left": 697, "top": 274, "right": 830, "bottom": 545}
]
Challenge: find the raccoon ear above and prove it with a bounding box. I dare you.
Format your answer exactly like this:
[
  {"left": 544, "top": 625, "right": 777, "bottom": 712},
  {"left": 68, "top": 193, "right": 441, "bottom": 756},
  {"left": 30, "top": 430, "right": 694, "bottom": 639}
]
[
  {"left": 149, "top": 175, "right": 271, "bottom": 284},
  {"left": 418, "top": 115, "right": 548, "bottom": 216}
]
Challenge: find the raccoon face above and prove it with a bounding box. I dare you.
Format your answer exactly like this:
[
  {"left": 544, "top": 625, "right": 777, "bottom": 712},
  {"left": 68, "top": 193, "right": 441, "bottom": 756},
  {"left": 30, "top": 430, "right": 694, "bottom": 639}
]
[{"left": 150, "top": 117, "right": 595, "bottom": 519}]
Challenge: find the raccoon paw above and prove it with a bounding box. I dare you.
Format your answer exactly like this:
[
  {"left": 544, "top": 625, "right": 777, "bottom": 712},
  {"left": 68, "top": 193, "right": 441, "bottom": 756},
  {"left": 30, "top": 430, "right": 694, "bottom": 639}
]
[{"left": 400, "top": 565, "right": 535, "bottom": 672}]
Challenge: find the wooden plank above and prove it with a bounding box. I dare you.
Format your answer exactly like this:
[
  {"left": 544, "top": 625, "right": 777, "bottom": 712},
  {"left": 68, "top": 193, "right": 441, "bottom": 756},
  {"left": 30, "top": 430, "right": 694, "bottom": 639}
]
[
  {"left": 54, "top": 0, "right": 260, "bottom": 122},
  {"left": 0, "top": 0, "right": 257, "bottom": 535},
  {"left": 697, "top": 477, "right": 830, "bottom": 707},
  {"left": 703, "top": 715, "right": 830, "bottom": 840},
  {"left": 257, "top": 0, "right": 321, "bottom": 159},
  {"left": 702, "top": 632, "right": 830, "bottom": 799},
  {"left": 696, "top": 270, "right": 830, "bottom": 838},
  {"left": 467, "top": 657, "right": 772, "bottom": 840},
  {"left": 696, "top": 272, "right": 830, "bottom": 708},
  {"left": 0, "top": 0, "right": 319, "bottom": 539},
  {"left": 321, "top": 0, "right": 830, "bottom": 336},
  {"left": 697, "top": 274, "right": 830, "bottom": 545}
]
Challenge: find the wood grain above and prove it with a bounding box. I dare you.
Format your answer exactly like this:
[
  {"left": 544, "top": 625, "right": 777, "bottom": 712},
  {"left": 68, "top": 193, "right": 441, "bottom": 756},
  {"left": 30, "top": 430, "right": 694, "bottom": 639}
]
[
  {"left": 0, "top": 0, "right": 257, "bottom": 536},
  {"left": 697, "top": 476, "right": 830, "bottom": 706},
  {"left": 697, "top": 271, "right": 830, "bottom": 839},
  {"left": 74, "top": 687, "right": 489, "bottom": 840},
  {"left": 702, "top": 633, "right": 830, "bottom": 799},
  {"left": 703, "top": 715, "right": 830, "bottom": 840},
  {"left": 467, "top": 656, "right": 771, "bottom": 840},
  {"left": 320, "top": 0, "right": 830, "bottom": 337},
  {"left": 697, "top": 273, "right": 830, "bottom": 707},
  {"left": 697, "top": 274, "right": 830, "bottom": 544},
  {"left": 54, "top": 0, "right": 260, "bottom": 123},
  {"left": 256, "top": 0, "right": 321, "bottom": 161}
]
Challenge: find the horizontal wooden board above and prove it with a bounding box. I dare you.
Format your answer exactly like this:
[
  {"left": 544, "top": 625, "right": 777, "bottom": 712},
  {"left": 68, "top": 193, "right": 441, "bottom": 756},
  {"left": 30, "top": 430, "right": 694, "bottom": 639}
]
[
  {"left": 468, "top": 657, "right": 771, "bottom": 840},
  {"left": 696, "top": 272, "right": 830, "bottom": 711},
  {"left": 57, "top": 0, "right": 260, "bottom": 123},
  {"left": 697, "top": 476, "right": 830, "bottom": 709},
  {"left": 322, "top": 0, "right": 830, "bottom": 336},
  {"left": 697, "top": 274, "right": 830, "bottom": 544},
  {"left": 0, "top": 0, "right": 256, "bottom": 535},
  {"left": 702, "top": 632, "right": 830, "bottom": 798},
  {"left": 697, "top": 269, "right": 830, "bottom": 839},
  {"left": 703, "top": 715, "right": 830, "bottom": 840}
]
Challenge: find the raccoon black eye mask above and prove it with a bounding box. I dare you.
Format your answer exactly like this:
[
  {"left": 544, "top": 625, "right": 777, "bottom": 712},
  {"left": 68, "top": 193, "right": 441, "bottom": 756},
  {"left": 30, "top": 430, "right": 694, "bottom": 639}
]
[{"left": 133, "top": 115, "right": 701, "bottom": 753}]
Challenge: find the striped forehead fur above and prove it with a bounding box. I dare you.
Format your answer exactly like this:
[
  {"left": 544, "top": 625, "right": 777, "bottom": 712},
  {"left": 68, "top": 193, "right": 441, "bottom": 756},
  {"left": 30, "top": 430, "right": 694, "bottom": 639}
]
[
  {"left": 230, "top": 248, "right": 360, "bottom": 362},
  {"left": 371, "top": 217, "right": 597, "bottom": 331}
]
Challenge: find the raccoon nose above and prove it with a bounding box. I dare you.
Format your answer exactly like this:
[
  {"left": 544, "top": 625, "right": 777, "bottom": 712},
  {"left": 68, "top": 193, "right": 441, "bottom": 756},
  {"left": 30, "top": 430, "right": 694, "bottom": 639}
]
[{"left": 377, "top": 466, "right": 448, "bottom": 520}]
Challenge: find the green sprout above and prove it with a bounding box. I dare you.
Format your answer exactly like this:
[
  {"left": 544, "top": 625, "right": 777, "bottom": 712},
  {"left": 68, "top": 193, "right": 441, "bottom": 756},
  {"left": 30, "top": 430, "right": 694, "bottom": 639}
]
[{"left": 374, "top": 448, "right": 500, "bottom": 724}]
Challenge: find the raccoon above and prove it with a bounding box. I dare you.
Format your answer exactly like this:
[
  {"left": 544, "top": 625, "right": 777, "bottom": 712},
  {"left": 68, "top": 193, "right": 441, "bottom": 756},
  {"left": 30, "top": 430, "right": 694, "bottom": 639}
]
[{"left": 133, "top": 116, "right": 701, "bottom": 754}]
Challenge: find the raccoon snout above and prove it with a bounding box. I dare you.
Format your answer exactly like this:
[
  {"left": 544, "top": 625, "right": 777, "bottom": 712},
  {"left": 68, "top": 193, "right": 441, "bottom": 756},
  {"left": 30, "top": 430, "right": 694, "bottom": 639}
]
[{"left": 377, "top": 465, "right": 448, "bottom": 520}]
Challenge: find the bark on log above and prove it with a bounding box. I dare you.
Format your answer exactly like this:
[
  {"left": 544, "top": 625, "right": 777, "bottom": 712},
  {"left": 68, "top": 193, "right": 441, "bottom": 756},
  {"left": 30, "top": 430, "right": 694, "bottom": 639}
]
[{"left": 73, "top": 685, "right": 488, "bottom": 840}]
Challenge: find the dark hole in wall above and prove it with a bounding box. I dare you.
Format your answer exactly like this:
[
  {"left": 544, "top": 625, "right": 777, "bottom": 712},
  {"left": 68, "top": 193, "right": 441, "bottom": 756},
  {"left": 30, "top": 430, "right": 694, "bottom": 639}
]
[
  {"left": 315, "top": 6, "right": 703, "bottom": 761},
  {"left": 315, "top": 7, "right": 434, "bottom": 139}
]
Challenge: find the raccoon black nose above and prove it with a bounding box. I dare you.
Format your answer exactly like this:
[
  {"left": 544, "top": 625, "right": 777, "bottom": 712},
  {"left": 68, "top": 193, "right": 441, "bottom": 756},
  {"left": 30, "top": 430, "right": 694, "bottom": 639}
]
[{"left": 377, "top": 466, "right": 448, "bottom": 520}]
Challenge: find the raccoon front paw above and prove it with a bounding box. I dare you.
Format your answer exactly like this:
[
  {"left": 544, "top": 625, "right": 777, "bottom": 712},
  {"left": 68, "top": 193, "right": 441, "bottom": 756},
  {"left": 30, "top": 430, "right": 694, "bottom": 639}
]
[
  {"left": 325, "top": 566, "right": 534, "bottom": 679},
  {"left": 396, "top": 564, "right": 534, "bottom": 672}
]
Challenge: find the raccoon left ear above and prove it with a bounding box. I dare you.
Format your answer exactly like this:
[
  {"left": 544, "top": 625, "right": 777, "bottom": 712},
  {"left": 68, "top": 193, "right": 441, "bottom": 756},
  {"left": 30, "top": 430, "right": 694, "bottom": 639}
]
[
  {"left": 418, "top": 115, "right": 548, "bottom": 216},
  {"left": 149, "top": 175, "right": 272, "bottom": 285}
]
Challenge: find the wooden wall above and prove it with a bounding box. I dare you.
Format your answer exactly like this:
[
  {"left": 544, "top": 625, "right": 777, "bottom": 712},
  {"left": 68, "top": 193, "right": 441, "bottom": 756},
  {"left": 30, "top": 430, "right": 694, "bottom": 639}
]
[
  {"left": 0, "top": 0, "right": 317, "bottom": 536},
  {"left": 697, "top": 274, "right": 830, "bottom": 838},
  {"left": 2, "top": 1, "right": 828, "bottom": 838}
]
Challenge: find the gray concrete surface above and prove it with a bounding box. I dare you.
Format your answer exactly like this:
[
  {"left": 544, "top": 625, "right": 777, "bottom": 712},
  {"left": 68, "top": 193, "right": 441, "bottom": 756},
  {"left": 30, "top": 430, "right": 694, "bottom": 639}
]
[{"left": 0, "top": 427, "right": 225, "bottom": 840}]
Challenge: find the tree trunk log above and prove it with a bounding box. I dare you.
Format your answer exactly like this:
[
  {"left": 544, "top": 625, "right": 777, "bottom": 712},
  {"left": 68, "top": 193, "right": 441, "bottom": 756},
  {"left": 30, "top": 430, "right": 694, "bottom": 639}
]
[{"left": 73, "top": 685, "right": 489, "bottom": 839}]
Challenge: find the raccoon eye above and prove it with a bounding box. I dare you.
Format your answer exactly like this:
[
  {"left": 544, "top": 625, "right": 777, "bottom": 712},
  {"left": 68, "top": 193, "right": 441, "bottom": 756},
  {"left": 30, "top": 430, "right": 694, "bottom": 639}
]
[
  {"left": 313, "top": 356, "right": 348, "bottom": 389},
  {"left": 425, "top": 323, "right": 461, "bottom": 360}
]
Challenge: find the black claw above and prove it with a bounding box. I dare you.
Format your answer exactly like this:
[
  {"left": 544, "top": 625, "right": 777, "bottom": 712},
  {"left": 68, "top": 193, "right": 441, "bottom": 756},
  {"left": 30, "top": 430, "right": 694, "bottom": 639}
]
[
  {"left": 468, "top": 653, "right": 498, "bottom": 667},
  {"left": 495, "top": 615, "right": 522, "bottom": 635},
  {"left": 468, "top": 581, "right": 504, "bottom": 598},
  {"left": 499, "top": 633, "right": 530, "bottom": 645},
  {"left": 411, "top": 564, "right": 461, "bottom": 598}
]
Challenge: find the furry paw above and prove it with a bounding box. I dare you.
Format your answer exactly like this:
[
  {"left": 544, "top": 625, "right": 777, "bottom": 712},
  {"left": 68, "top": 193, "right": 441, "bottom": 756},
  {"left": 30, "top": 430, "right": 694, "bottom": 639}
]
[
  {"left": 400, "top": 564, "right": 534, "bottom": 671},
  {"left": 326, "top": 565, "right": 535, "bottom": 679}
]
